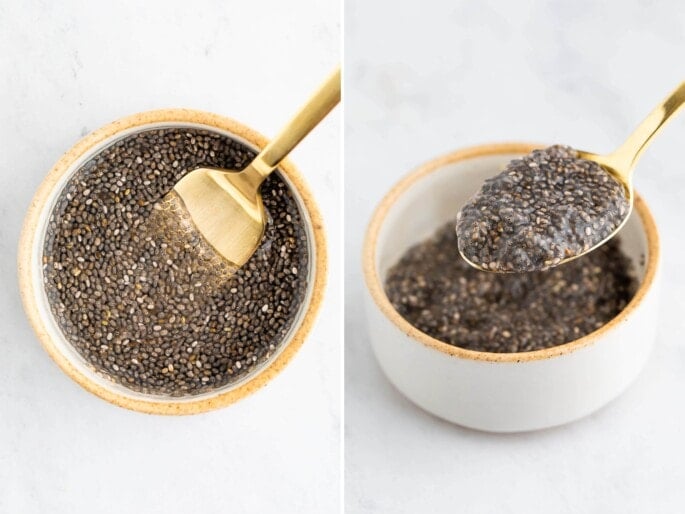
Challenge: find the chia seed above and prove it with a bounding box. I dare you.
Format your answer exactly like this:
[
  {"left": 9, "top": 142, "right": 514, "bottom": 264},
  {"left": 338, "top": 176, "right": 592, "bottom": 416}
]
[
  {"left": 43, "top": 128, "right": 309, "bottom": 396},
  {"left": 385, "top": 221, "right": 636, "bottom": 353},
  {"left": 456, "top": 145, "right": 629, "bottom": 272}
]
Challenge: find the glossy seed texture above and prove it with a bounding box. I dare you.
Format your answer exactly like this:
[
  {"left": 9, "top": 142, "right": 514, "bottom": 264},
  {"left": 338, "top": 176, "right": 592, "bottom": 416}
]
[
  {"left": 43, "top": 128, "right": 309, "bottom": 396},
  {"left": 456, "top": 145, "right": 629, "bottom": 272},
  {"left": 385, "top": 222, "right": 636, "bottom": 353}
]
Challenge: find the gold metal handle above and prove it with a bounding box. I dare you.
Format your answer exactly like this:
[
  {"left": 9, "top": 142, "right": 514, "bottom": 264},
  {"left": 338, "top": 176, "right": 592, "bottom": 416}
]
[
  {"left": 608, "top": 81, "right": 685, "bottom": 182},
  {"left": 246, "top": 67, "right": 341, "bottom": 180}
]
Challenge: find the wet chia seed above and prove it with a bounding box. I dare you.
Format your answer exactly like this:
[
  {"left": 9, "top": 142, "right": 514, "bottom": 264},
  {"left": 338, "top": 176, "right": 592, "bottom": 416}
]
[
  {"left": 43, "top": 128, "right": 309, "bottom": 396},
  {"left": 456, "top": 145, "right": 629, "bottom": 272},
  {"left": 385, "top": 222, "right": 636, "bottom": 353}
]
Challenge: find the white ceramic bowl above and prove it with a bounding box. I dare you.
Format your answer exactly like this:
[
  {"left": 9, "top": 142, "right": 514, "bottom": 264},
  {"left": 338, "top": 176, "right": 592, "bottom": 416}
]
[
  {"left": 18, "top": 109, "right": 327, "bottom": 415},
  {"left": 363, "top": 143, "right": 660, "bottom": 432}
]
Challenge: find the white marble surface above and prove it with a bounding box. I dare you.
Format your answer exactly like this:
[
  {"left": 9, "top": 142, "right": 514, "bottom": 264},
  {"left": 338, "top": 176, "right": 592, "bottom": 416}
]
[
  {"left": 0, "top": 1, "right": 339, "bottom": 513},
  {"left": 345, "top": 1, "right": 685, "bottom": 512}
]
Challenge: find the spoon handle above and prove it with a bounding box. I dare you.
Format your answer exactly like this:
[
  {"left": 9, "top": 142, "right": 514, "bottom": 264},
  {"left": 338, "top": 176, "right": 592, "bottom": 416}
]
[
  {"left": 610, "top": 81, "right": 685, "bottom": 180},
  {"left": 246, "top": 67, "right": 341, "bottom": 179}
]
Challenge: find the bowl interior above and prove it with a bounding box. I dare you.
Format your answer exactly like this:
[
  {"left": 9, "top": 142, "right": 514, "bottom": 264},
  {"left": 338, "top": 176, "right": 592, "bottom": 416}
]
[
  {"left": 375, "top": 151, "right": 650, "bottom": 323},
  {"left": 31, "top": 121, "right": 317, "bottom": 405}
]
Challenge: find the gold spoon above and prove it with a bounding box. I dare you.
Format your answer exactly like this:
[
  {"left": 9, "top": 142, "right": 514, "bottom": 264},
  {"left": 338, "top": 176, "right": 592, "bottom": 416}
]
[
  {"left": 461, "top": 81, "right": 685, "bottom": 271},
  {"left": 163, "top": 67, "right": 340, "bottom": 272}
]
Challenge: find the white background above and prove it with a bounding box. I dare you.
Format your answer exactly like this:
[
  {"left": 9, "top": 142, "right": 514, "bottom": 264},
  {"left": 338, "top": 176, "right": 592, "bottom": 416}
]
[
  {"left": 345, "top": 1, "right": 685, "bottom": 513},
  {"left": 0, "top": 1, "right": 340, "bottom": 513}
]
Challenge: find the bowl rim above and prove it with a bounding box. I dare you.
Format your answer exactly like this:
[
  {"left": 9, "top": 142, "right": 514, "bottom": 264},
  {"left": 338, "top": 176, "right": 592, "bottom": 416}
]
[
  {"left": 17, "top": 108, "right": 327, "bottom": 414},
  {"left": 362, "top": 142, "right": 659, "bottom": 363}
]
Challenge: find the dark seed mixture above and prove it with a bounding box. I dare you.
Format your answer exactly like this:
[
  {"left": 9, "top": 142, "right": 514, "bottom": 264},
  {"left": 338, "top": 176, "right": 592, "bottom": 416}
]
[
  {"left": 43, "top": 128, "right": 309, "bottom": 396},
  {"left": 456, "top": 145, "right": 629, "bottom": 273},
  {"left": 385, "top": 222, "right": 636, "bottom": 353}
]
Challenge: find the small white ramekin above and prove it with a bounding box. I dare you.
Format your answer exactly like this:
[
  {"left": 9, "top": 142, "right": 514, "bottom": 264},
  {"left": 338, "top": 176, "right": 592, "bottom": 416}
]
[
  {"left": 18, "top": 109, "right": 327, "bottom": 415},
  {"left": 363, "top": 143, "right": 660, "bottom": 432}
]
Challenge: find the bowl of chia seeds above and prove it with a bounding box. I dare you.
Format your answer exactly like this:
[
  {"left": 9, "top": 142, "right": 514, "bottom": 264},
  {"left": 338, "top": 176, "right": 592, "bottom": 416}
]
[
  {"left": 18, "top": 109, "right": 326, "bottom": 414},
  {"left": 362, "top": 143, "right": 660, "bottom": 432}
]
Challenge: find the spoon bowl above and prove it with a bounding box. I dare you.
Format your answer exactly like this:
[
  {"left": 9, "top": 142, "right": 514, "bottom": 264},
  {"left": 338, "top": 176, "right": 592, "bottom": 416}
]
[
  {"left": 161, "top": 68, "right": 340, "bottom": 272},
  {"left": 459, "top": 81, "right": 685, "bottom": 272},
  {"left": 162, "top": 166, "right": 267, "bottom": 273}
]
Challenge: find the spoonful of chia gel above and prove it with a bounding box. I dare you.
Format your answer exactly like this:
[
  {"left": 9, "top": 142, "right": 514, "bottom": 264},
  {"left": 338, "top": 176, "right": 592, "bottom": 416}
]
[{"left": 456, "top": 82, "right": 685, "bottom": 273}]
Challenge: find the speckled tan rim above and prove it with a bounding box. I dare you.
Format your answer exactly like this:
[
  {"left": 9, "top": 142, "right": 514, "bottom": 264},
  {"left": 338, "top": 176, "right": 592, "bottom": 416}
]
[
  {"left": 363, "top": 142, "right": 659, "bottom": 363},
  {"left": 18, "top": 109, "right": 327, "bottom": 414}
]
